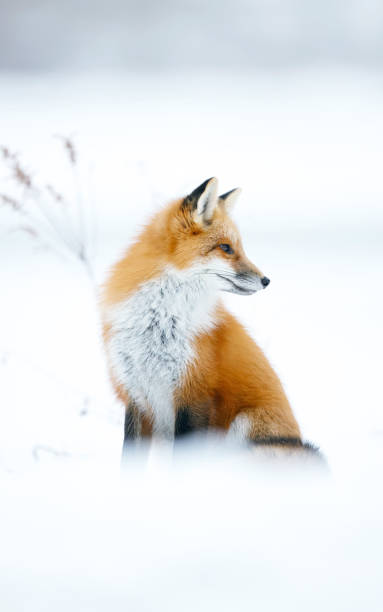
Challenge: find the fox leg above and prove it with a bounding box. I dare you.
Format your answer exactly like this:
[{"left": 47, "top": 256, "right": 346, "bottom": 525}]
[
  {"left": 123, "top": 402, "right": 194, "bottom": 447},
  {"left": 225, "top": 403, "right": 301, "bottom": 441},
  {"left": 213, "top": 312, "right": 324, "bottom": 458},
  {"left": 122, "top": 401, "right": 152, "bottom": 445},
  {"left": 123, "top": 401, "right": 139, "bottom": 445},
  {"left": 121, "top": 401, "right": 153, "bottom": 463},
  {"left": 146, "top": 388, "right": 176, "bottom": 441},
  {"left": 226, "top": 411, "right": 323, "bottom": 461},
  {"left": 121, "top": 402, "right": 176, "bottom": 467}
]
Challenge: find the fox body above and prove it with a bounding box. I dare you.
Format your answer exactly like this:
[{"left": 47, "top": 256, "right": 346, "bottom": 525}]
[{"left": 101, "top": 178, "right": 306, "bottom": 451}]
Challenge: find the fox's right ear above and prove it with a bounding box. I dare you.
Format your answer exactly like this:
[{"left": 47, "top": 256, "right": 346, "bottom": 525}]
[{"left": 182, "top": 177, "right": 218, "bottom": 225}]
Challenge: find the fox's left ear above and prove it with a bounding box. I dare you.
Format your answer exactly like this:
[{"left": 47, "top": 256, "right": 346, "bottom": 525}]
[
  {"left": 183, "top": 177, "right": 219, "bottom": 224},
  {"left": 218, "top": 188, "right": 242, "bottom": 213}
]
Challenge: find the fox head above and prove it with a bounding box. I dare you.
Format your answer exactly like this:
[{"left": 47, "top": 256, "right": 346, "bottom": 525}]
[{"left": 164, "top": 177, "right": 270, "bottom": 295}]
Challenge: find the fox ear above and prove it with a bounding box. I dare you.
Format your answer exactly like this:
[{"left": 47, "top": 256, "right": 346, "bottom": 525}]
[
  {"left": 218, "top": 187, "right": 242, "bottom": 213},
  {"left": 183, "top": 177, "right": 218, "bottom": 224}
]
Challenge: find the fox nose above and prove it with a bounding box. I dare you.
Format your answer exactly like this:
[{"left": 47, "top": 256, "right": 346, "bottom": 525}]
[{"left": 261, "top": 276, "right": 270, "bottom": 287}]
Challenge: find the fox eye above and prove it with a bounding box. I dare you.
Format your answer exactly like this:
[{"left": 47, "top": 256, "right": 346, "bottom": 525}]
[{"left": 219, "top": 243, "right": 234, "bottom": 254}]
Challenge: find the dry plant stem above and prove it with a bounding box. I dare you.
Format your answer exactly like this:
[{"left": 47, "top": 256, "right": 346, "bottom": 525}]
[
  {"left": 56, "top": 135, "right": 95, "bottom": 276},
  {"left": 74, "top": 169, "right": 88, "bottom": 260},
  {"left": 26, "top": 189, "right": 82, "bottom": 256},
  {"left": 44, "top": 182, "right": 85, "bottom": 253},
  {"left": 55, "top": 134, "right": 90, "bottom": 259},
  {"left": 86, "top": 164, "right": 97, "bottom": 264},
  {"left": 0, "top": 191, "right": 72, "bottom": 261},
  {"left": 0, "top": 140, "right": 96, "bottom": 287}
]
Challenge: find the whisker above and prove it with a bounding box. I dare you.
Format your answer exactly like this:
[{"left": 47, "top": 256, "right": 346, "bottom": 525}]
[{"left": 203, "top": 271, "right": 239, "bottom": 279}]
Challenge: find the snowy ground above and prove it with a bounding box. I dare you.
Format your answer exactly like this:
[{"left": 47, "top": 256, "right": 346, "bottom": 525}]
[{"left": 0, "top": 69, "right": 382, "bottom": 610}]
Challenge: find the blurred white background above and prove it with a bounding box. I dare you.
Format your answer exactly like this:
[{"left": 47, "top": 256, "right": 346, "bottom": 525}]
[{"left": 0, "top": 2, "right": 382, "bottom": 610}]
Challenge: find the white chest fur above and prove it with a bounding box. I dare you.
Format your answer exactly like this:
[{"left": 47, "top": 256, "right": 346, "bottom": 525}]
[{"left": 106, "top": 266, "right": 219, "bottom": 435}]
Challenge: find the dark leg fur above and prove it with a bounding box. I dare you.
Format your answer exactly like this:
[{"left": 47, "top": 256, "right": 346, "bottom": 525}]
[
  {"left": 250, "top": 436, "right": 326, "bottom": 465},
  {"left": 122, "top": 404, "right": 195, "bottom": 457},
  {"left": 122, "top": 402, "right": 139, "bottom": 458},
  {"left": 175, "top": 408, "right": 195, "bottom": 437},
  {"left": 123, "top": 407, "right": 137, "bottom": 440},
  {"left": 252, "top": 436, "right": 320, "bottom": 454}
]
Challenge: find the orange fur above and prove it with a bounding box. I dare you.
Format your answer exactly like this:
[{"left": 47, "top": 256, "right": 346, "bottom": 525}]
[{"left": 101, "top": 181, "right": 301, "bottom": 442}]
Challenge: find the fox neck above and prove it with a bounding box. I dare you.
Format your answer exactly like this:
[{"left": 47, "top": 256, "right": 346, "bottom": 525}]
[
  {"left": 127, "top": 263, "right": 221, "bottom": 336},
  {"left": 160, "top": 263, "right": 218, "bottom": 322}
]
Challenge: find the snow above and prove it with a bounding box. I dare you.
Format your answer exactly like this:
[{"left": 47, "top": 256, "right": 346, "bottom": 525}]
[
  {"left": 1, "top": 459, "right": 382, "bottom": 612},
  {"left": 0, "top": 69, "right": 382, "bottom": 610}
]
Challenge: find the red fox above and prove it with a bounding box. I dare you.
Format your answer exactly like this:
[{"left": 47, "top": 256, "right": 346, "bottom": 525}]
[{"left": 101, "top": 178, "right": 318, "bottom": 457}]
